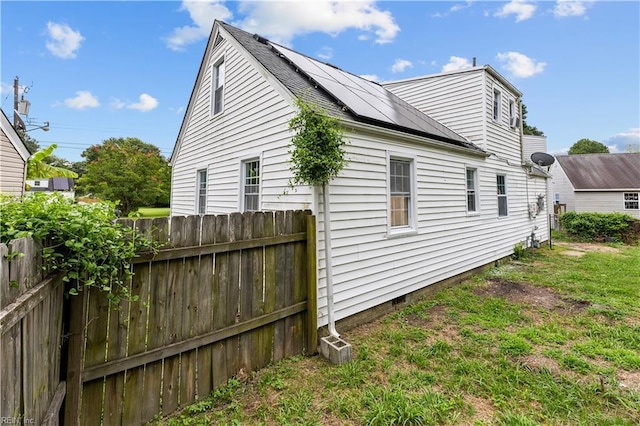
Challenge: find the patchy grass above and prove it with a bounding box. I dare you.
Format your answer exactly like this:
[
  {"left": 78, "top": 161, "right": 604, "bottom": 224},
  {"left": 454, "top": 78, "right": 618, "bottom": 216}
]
[
  {"left": 135, "top": 207, "right": 170, "bottom": 217},
  {"left": 153, "top": 243, "right": 640, "bottom": 425}
]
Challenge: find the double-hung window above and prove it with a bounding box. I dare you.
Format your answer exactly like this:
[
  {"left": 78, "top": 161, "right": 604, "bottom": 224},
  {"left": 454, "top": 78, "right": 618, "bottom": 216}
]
[
  {"left": 509, "top": 100, "right": 517, "bottom": 128},
  {"left": 196, "top": 169, "right": 207, "bottom": 214},
  {"left": 624, "top": 192, "right": 639, "bottom": 210},
  {"left": 242, "top": 159, "right": 260, "bottom": 212},
  {"left": 493, "top": 89, "right": 502, "bottom": 122},
  {"left": 389, "top": 158, "right": 413, "bottom": 229},
  {"left": 211, "top": 58, "right": 225, "bottom": 116},
  {"left": 466, "top": 168, "right": 478, "bottom": 213},
  {"left": 497, "top": 174, "right": 508, "bottom": 216}
]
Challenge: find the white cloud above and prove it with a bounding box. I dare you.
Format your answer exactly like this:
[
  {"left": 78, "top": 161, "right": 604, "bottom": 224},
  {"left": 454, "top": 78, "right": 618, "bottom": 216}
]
[
  {"left": 359, "top": 74, "right": 379, "bottom": 82},
  {"left": 496, "top": 51, "right": 546, "bottom": 78},
  {"left": 442, "top": 56, "right": 473, "bottom": 72},
  {"left": 432, "top": 1, "right": 474, "bottom": 18},
  {"left": 317, "top": 46, "right": 333, "bottom": 60},
  {"left": 165, "top": 1, "right": 233, "bottom": 51},
  {"left": 604, "top": 128, "right": 640, "bottom": 152},
  {"left": 235, "top": 0, "right": 400, "bottom": 46},
  {"left": 46, "top": 22, "right": 84, "bottom": 59},
  {"left": 553, "top": 1, "right": 592, "bottom": 18},
  {"left": 128, "top": 94, "right": 159, "bottom": 112},
  {"left": 391, "top": 59, "right": 412, "bottom": 74},
  {"left": 64, "top": 91, "right": 99, "bottom": 110},
  {"left": 494, "top": 1, "right": 536, "bottom": 22}
]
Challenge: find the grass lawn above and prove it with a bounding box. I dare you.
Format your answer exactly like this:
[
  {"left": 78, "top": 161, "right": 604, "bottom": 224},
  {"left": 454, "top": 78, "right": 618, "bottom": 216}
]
[
  {"left": 135, "top": 207, "right": 170, "bottom": 217},
  {"left": 155, "top": 242, "right": 640, "bottom": 425}
]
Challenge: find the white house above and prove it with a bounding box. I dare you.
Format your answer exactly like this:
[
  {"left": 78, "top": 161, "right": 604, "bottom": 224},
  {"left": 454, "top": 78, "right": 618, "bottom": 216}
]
[
  {"left": 0, "top": 109, "right": 29, "bottom": 196},
  {"left": 170, "top": 21, "right": 551, "bottom": 331},
  {"left": 550, "top": 153, "right": 640, "bottom": 218}
]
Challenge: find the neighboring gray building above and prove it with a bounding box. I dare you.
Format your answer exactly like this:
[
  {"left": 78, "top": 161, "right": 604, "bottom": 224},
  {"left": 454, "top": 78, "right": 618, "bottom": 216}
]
[
  {"left": 0, "top": 109, "right": 29, "bottom": 196},
  {"left": 550, "top": 153, "right": 640, "bottom": 218}
]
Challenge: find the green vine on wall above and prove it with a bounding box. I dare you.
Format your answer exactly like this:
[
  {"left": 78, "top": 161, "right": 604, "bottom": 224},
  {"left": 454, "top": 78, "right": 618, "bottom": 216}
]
[
  {"left": 0, "top": 193, "right": 157, "bottom": 303},
  {"left": 288, "top": 98, "right": 348, "bottom": 187}
]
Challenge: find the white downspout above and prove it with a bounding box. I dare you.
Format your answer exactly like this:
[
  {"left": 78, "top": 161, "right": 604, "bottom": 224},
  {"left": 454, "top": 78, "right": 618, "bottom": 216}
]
[{"left": 322, "top": 183, "right": 339, "bottom": 338}]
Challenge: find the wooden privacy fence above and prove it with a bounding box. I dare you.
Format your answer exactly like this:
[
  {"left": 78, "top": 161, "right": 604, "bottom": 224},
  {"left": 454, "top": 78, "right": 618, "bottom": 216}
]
[
  {"left": 65, "top": 210, "right": 317, "bottom": 426},
  {"left": 0, "top": 238, "right": 66, "bottom": 425}
]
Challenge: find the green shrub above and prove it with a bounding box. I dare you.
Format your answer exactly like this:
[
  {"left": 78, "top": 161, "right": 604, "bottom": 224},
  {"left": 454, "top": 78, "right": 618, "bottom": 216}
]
[
  {"left": 559, "top": 211, "right": 637, "bottom": 243},
  {"left": 1, "top": 193, "right": 157, "bottom": 302}
]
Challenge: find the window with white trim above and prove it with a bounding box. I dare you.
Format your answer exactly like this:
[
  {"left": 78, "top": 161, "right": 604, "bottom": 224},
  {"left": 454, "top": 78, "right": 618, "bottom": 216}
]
[
  {"left": 196, "top": 169, "right": 207, "bottom": 214},
  {"left": 242, "top": 159, "right": 260, "bottom": 212},
  {"left": 211, "top": 58, "right": 225, "bottom": 116},
  {"left": 389, "top": 158, "right": 413, "bottom": 228},
  {"left": 493, "top": 89, "right": 502, "bottom": 122},
  {"left": 497, "top": 174, "right": 508, "bottom": 216},
  {"left": 509, "top": 100, "right": 517, "bottom": 128},
  {"left": 624, "top": 192, "right": 639, "bottom": 210},
  {"left": 466, "top": 168, "right": 478, "bottom": 212}
]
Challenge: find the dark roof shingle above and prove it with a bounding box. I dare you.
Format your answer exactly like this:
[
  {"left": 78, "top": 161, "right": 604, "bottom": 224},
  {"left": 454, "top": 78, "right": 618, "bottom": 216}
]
[{"left": 556, "top": 153, "right": 640, "bottom": 190}]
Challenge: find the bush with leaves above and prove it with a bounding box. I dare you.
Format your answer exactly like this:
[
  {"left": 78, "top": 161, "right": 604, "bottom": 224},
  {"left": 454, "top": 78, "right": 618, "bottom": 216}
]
[
  {"left": 0, "top": 193, "right": 156, "bottom": 302},
  {"left": 559, "top": 211, "right": 637, "bottom": 243},
  {"left": 288, "top": 98, "right": 347, "bottom": 187}
]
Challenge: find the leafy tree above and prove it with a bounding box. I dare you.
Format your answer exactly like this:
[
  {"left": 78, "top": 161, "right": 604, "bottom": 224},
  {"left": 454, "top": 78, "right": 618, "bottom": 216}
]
[
  {"left": 521, "top": 103, "right": 544, "bottom": 136},
  {"left": 27, "top": 144, "right": 78, "bottom": 179},
  {"left": 16, "top": 129, "right": 40, "bottom": 154},
  {"left": 79, "top": 137, "right": 171, "bottom": 215},
  {"left": 568, "top": 138, "right": 610, "bottom": 155}
]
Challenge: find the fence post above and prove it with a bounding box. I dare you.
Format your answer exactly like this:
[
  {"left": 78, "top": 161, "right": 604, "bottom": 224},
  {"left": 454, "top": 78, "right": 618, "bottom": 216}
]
[
  {"left": 305, "top": 214, "right": 318, "bottom": 355},
  {"left": 63, "top": 289, "right": 87, "bottom": 426}
]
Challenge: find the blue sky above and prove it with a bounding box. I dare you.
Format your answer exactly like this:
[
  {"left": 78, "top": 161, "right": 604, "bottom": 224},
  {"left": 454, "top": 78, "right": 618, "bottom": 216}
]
[{"left": 2, "top": 1, "right": 638, "bottom": 162}]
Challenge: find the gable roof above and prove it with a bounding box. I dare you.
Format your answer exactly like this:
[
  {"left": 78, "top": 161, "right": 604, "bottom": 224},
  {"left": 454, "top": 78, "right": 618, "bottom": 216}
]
[
  {"left": 1, "top": 108, "right": 30, "bottom": 162},
  {"left": 555, "top": 153, "right": 640, "bottom": 190},
  {"left": 172, "top": 21, "right": 483, "bottom": 162}
]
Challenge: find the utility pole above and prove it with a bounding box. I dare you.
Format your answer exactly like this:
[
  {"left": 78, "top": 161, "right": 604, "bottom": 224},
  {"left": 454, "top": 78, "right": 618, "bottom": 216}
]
[{"left": 13, "top": 76, "right": 19, "bottom": 127}]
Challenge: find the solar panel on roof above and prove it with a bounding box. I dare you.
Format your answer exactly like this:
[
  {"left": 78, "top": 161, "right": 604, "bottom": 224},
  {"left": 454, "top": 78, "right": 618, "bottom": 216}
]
[{"left": 272, "top": 44, "right": 466, "bottom": 143}]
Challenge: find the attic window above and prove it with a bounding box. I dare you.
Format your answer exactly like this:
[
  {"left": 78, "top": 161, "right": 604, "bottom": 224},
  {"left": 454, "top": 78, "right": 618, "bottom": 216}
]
[
  {"left": 211, "top": 57, "right": 225, "bottom": 116},
  {"left": 493, "top": 89, "right": 502, "bottom": 122},
  {"left": 213, "top": 34, "right": 224, "bottom": 48}
]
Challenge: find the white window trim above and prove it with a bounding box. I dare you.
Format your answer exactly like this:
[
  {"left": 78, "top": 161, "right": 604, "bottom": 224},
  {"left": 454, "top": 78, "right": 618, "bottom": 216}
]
[
  {"left": 497, "top": 173, "right": 508, "bottom": 217},
  {"left": 493, "top": 88, "right": 502, "bottom": 123},
  {"left": 465, "top": 167, "right": 480, "bottom": 215},
  {"left": 239, "top": 154, "right": 262, "bottom": 212},
  {"left": 623, "top": 192, "right": 639, "bottom": 210},
  {"left": 196, "top": 167, "right": 208, "bottom": 215},
  {"left": 210, "top": 52, "right": 225, "bottom": 118},
  {"left": 387, "top": 152, "right": 418, "bottom": 237}
]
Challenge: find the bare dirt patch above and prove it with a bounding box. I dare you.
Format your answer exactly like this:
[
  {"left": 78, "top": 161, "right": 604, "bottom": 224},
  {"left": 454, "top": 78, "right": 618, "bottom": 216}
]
[
  {"left": 474, "top": 278, "right": 589, "bottom": 314},
  {"left": 618, "top": 370, "right": 640, "bottom": 392},
  {"left": 555, "top": 241, "right": 621, "bottom": 256},
  {"left": 520, "top": 354, "right": 562, "bottom": 375}
]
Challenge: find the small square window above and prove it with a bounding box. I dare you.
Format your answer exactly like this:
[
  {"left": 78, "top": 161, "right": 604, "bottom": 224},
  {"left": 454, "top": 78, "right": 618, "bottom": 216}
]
[{"left": 624, "top": 192, "right": 639, "bottom": 210}]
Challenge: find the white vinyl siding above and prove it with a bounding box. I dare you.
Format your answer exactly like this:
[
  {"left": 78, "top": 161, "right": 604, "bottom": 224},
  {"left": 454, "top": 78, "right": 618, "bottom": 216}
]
[
  {"left": 497, "top": 174, "right": 508, "bottom": 216},
  {"left": 242, "top": 159, "right": 260, "bottom": 211},
  {"left": 624, "top": 193, "right": 639, "bottom": 210},
  {"left": 172, "top": 26, "right": 552, "bottom": 330}
]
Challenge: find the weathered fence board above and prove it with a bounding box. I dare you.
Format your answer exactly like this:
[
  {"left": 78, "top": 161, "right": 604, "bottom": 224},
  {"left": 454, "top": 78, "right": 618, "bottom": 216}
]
[
  {"left": 1, "top": 238, "right": 64, "bottom": 425},
  {"left": 63, "top": 210, "right": 316, "bottom": 426}
]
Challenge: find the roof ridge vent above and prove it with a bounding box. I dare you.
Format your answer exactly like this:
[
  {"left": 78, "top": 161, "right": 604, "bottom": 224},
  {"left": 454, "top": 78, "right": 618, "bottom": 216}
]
[{"left": 253, "top": 34, "right": 269, "bottom": 44}]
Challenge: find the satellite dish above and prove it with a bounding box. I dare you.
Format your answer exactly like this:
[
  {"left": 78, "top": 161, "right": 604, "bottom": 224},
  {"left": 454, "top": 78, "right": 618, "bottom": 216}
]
[
  {"left": 531, "top": 152, "right": 555, "bottom": 167},
  {"left": 13, "top": 110, "right": 26, "bottom": 131}
]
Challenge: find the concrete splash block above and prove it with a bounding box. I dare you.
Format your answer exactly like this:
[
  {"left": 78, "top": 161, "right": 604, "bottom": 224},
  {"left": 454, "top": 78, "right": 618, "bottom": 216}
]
[{"left": 320, "top": 335, "right": 353, "bottom": 365}]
